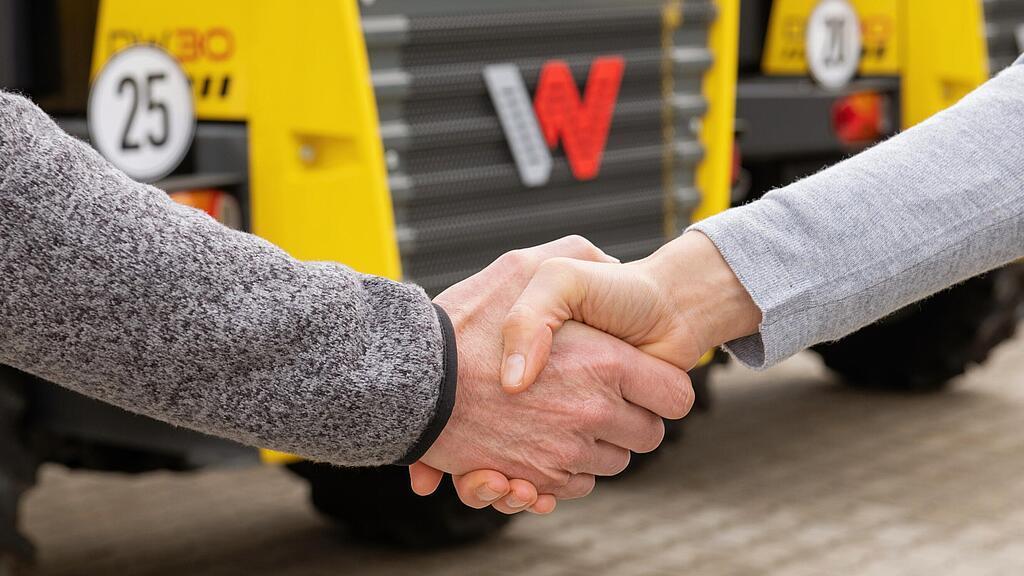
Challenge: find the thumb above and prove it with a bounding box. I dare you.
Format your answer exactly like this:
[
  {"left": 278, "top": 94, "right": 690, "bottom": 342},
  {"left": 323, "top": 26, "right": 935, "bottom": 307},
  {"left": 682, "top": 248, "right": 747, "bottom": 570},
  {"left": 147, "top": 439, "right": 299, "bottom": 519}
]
[
  {"left": 408, "top": 461, "right": 444, "bottom": 496},
  {"left": 500, "top": 258, "right": 588, "bottom": 393}
]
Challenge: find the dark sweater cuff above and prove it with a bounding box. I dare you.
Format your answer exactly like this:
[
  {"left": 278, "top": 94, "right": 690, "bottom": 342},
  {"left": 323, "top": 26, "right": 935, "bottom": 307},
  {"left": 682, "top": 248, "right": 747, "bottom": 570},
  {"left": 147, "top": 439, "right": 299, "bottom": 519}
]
[{"left": 395, "top": 304, "right": 459, "bottom": 465}]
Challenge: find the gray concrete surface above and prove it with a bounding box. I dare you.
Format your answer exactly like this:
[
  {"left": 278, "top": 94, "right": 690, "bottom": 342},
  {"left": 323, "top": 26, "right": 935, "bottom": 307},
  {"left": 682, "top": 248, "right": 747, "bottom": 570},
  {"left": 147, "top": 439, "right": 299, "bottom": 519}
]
[{"left": 20, "top": 331, "right": 1024, "bottom": 576}]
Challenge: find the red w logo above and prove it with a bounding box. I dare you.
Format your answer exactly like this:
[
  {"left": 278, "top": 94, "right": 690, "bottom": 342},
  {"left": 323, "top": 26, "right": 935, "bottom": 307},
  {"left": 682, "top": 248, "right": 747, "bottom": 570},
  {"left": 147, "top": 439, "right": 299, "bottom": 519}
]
[{"left": 533, "top": 56, "right": 625, "bottom": 181}]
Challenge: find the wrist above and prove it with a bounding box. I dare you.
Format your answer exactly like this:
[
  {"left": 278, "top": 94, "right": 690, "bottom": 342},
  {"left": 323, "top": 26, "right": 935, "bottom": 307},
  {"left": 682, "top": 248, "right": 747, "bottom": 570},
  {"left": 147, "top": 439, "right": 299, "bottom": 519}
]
[
  {"left": 395, "top": 302, "right": 459, "bottom": 466},
  {"left": 638, "top": 232, "right": 761, "bottom": 350}
]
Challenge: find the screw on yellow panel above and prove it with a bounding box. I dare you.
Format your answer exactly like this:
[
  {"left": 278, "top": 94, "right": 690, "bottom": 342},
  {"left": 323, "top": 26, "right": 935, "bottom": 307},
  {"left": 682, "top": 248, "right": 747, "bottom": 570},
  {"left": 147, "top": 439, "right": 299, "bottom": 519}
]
[{"left": 693, "top": 0, "right": 740, "bottom": 222}]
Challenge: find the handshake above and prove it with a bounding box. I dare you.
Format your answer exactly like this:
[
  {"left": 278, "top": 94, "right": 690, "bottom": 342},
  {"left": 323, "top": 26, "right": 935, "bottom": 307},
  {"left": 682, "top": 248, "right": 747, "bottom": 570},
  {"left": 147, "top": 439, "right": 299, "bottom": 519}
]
[{"left": 409, "top": 232, "right": 762, "bottom": 515}]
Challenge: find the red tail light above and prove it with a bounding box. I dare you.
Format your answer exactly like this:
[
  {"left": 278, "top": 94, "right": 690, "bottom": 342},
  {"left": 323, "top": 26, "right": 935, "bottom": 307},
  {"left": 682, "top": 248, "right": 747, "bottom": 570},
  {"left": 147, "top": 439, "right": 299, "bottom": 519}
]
[
  {"left": 168, "top": 189, "right": 242, "bottom": 230},
  {"left": 832, "top": 91, "right": 885, "bottom": 145}
]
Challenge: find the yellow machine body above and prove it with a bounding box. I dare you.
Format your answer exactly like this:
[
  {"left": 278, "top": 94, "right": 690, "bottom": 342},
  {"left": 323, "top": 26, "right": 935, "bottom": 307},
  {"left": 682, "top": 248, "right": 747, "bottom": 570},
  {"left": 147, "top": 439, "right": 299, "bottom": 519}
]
[
  {"left": 695, "top": 0, "right": 741, "bottom": 221},
  {"left": 93, "top": 0, "right": 402, "bottom": 279},
  {"left": 761, "top": 0, "right": 990, "bottom": 128}
]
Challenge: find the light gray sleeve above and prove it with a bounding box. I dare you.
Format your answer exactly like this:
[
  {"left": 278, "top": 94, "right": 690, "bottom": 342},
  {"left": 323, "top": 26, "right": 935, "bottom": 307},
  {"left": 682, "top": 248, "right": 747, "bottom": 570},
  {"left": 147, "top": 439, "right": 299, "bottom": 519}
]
[
  {"left": 0, "top": 91, "right": 455, "bottom": 467},
  {"left": 691, "top": 64, "right": 1024, "bottom": 369}
]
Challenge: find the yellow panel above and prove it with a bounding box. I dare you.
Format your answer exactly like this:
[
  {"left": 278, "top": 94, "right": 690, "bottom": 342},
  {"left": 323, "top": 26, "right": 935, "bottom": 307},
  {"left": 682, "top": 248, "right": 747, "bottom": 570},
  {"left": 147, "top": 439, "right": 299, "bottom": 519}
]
[
  {"left": 260, "top": 449, "right": 303, "bottom": 465},
  {"left": 899, "top": 0, "right": 989, "bottom": 128},
  {"left": 693, "top": 0, "right": 740, "bottom": 221},
  {"left": 92, "top": 0, "right": 250, "bottom": 120},
  {"left": 857, "top": 0, "right": 901, "bottom": 74},
  {"left": 246, "top": 0, "right": 401, "bottom": 278},
  {"left": 762, "top": 0, "right": 900, "bottom": 76},
  {"left": 93, "top": 0, "right": 398, "bottom": 276}
]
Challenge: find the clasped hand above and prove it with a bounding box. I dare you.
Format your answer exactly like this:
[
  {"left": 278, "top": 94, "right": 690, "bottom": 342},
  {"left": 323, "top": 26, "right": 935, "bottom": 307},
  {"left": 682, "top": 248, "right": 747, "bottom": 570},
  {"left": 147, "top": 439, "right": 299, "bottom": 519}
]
[{"left": 409, "top": 233, "right": 760, "bottom": 515}]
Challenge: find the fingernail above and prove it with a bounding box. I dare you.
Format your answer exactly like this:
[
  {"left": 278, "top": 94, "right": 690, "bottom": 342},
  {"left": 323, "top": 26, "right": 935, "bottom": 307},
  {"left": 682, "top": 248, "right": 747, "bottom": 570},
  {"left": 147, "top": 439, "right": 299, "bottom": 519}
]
[
  {"left": 502, "top": 354, "right": 525, "bottom": 390},
  {"left": 476, "top": 483, "right": 503, "bottom": 502},
  {"left": 506, "top": 496, "right": 526, "bottom": 508}
]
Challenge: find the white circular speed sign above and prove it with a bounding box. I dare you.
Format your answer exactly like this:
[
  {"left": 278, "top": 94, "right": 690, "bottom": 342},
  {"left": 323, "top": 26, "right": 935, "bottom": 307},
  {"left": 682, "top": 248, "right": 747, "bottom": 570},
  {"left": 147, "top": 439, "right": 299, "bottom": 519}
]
[
  {"left": 88, "top": 45, "right": 195, "bottom": 182},
  {"left": 806, "top": 0, "right": 862, "bottom": 90}
]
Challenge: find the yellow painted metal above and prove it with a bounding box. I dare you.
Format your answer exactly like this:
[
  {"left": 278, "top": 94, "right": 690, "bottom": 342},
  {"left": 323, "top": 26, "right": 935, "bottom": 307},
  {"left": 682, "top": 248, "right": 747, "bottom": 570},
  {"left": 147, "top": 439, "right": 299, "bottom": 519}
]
[
  {"left": 898, "top": 0, "right": 990, "bottom": 128},
  {"left": 762, "top": 0, "right": 900, "bottom": 76},
  {"left": 93, "top": 0, "right": 401, "bottom": 278},
  {"left": 245, "top": 1, "right": 401, "bottom": 277},
  {"left": 259, "top": 448, "right": 303, "bottom": 465},
  {"left": 696, "top": 349, "right": 715, "bottom": 367},
  {"left": 661, "top": 0, "right": 682, "bottom": 237},
  {"left": 693, "top": 0, "right": 740, "bottom": 222},
  {"left": 92, "top": 0, "right": 251, "bottom": 120}
]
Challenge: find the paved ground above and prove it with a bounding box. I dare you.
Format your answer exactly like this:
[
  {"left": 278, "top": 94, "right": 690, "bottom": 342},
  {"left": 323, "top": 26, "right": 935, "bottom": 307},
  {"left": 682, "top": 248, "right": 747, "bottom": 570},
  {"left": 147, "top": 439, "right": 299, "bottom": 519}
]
[{"left": 19, "top": 330, "right": 1024, "bottom": 576}]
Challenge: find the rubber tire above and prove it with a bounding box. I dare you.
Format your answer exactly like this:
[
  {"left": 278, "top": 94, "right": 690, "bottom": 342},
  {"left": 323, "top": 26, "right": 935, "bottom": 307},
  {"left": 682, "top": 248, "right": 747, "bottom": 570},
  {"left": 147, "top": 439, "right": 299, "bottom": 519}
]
[
  {"left": 814, "top": 266, "right": 1024, "bottom": 392},
  {"left": 0, "top": 368, "right": 36, "bottom": 568},
  {"left": 291, "top": 463, "right": 511, "bottom": 549}
]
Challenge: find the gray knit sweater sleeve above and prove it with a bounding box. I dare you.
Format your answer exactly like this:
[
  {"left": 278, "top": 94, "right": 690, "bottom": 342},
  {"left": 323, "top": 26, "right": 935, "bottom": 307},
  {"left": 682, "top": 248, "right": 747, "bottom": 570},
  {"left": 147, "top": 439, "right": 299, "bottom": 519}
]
[
  {"left": 691, "top": 63, "right": 1024, "bottom": 369},
  {"left": 0, "top": 91, "right": 455, "bottom": 467}
]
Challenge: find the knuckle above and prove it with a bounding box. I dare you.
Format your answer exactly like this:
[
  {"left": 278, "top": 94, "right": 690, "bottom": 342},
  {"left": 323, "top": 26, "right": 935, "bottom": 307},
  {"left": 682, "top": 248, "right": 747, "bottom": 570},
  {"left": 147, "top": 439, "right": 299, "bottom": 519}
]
[
  {"left": 562, "top": 234, "right": 591, "bottom": 252},
  {"left": 555, "top": 440, "right": 589, "bottom": 471},
  {"left": 538, "top": 468, "right": 573, "bottom": 495},
  {"left": 578, "top": 398, "right": 614, "bottom": 429},
  {"left": 611, "top": 450, "right": 631, "bottom": 475},
  {"left": 567, "top": 475, "right": 596, "bottom": 499},
  {"left": 556, "top": 235, "right": 605, "bottom": 261},
  {"left": 635, "top": 417, "right": 666, "bottom": 454},
  {"left": 596, "top": 352, "right": 627, "bottom": 375},
  {"left": 504, "top": 302, "right": 537, "bottom": 329},
  {"left": 536, "top": 257, "right": 577, "bottom": 283},
  {"left": 664, "top": 376, "right": 695, "bottom": 420},
  {"left": 498, "top": 248, "right": 537, "bottom": 272}
]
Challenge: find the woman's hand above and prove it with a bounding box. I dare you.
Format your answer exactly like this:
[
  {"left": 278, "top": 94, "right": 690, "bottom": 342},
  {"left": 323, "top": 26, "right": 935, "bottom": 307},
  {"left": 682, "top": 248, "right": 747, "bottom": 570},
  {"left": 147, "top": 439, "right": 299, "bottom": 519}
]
[{"left": 498, "top": 231, "right": 762, "bottom": 393}]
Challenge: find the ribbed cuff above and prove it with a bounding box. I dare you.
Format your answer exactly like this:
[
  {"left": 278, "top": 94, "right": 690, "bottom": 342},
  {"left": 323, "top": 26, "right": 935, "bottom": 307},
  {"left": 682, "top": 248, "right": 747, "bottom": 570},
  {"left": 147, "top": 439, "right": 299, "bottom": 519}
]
[
  {"left": 688, "top": 214, "right": 802, "bottom": 371},
  {"left": 395, "top": 304, "right": 459, "bottom": 465}
]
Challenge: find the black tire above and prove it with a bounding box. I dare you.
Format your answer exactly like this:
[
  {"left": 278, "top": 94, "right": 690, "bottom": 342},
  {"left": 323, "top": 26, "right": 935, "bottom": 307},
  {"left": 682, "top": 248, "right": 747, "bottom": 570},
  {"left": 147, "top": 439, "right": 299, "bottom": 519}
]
[
  {"left": 814, "top": 266, "right": 1024, "bottom": 392},
  {"left": 0, "top": 368, "right": 37, "bottom": 568},
  {"left": 291, "top": 463, "right": 511, "bottom": 549}
]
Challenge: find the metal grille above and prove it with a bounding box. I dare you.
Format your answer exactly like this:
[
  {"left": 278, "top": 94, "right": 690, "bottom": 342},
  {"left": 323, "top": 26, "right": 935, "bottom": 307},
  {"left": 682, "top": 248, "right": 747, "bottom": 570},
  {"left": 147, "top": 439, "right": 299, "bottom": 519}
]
[
  {"left": 361, "top": 1, "right": 716, "bottom": 295},
  {"left": 983, "top": 0, "right": 1024, "bottom": 74}
]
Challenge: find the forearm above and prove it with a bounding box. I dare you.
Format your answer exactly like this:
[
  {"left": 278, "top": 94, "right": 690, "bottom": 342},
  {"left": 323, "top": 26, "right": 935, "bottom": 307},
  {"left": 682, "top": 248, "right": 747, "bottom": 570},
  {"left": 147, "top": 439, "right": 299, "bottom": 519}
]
[
  {"left": 688, "top": 65, "right": 1024, "bottom": 368},
  {"left": 0, "top": 92, "right": 453, "bottom": 466}
]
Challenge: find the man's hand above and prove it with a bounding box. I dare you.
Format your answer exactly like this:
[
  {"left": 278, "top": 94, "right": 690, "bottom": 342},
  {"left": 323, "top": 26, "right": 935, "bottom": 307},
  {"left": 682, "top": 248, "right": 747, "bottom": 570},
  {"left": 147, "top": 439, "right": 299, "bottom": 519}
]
[
  {"left": 409, "top": 236, "right": 694, "bottom": 510},
  {"left": 500, "top": 231, "right": 762, "bottom": 393}
]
